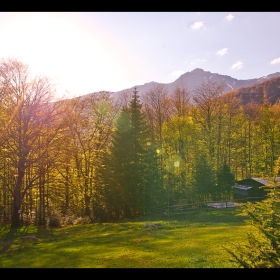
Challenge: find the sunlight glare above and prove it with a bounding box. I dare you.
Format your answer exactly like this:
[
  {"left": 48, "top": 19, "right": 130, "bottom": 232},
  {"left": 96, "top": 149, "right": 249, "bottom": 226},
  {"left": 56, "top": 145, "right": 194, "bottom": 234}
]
[{"left": 0, "top": 12, "right": 142, "bottom": 99}]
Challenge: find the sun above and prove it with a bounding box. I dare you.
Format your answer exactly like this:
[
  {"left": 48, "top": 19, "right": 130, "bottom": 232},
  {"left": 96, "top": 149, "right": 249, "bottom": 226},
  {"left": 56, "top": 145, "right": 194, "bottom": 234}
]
[
  {"left": 0, "top": 13, "right": 122, "bottom": 98},
  {"left": 0, "top": 12, "right": 146, "bottom": 99},
  {"left": 0, "top": 13, "right": 102, "bottom": 96}
]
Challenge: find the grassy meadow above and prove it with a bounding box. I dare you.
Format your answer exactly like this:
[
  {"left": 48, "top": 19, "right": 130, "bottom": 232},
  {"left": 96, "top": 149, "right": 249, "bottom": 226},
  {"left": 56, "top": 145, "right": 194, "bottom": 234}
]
[{"left": 0, "top": 207, "right": 251, "bottom": 268}]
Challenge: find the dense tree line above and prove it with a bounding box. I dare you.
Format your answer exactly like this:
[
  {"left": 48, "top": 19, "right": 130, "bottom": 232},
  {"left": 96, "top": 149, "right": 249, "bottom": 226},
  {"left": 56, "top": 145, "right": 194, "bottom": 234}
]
[{"left": 1, "top": 58, "right": 280, "bottom": 227}]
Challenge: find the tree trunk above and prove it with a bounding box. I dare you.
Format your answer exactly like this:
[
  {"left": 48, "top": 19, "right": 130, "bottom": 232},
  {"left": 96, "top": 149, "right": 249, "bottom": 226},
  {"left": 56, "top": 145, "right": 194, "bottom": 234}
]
[{"left": 11, "top": 176, "right": 23, "bottom": 227}]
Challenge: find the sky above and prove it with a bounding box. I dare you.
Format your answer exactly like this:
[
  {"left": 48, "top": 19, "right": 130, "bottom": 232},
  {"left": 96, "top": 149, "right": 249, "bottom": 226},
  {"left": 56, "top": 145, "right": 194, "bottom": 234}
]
[{"left": 0, "top": 12, "right": 280, "bottom": 99}]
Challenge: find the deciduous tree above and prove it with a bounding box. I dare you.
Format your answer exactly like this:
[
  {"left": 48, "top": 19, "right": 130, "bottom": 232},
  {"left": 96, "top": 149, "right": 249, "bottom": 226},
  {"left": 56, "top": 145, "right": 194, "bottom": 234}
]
[{"left": 0, "top": 58, "right": 65, "bottom": 227}]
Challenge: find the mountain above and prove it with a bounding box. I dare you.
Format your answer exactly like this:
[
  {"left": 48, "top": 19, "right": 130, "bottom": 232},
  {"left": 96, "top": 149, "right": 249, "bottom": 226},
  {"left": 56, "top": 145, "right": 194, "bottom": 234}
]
[
  {"left": 112, "top": 68, "right": 280, "bottom": 101},
  {"left": 223, "top": 75, "right": 280, "bottom": 105}
]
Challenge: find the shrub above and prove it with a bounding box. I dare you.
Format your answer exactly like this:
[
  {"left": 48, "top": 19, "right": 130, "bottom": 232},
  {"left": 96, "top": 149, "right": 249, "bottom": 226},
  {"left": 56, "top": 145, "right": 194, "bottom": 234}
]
[{"left": 225, "top": 159, "right": 280, "bottom": 268}]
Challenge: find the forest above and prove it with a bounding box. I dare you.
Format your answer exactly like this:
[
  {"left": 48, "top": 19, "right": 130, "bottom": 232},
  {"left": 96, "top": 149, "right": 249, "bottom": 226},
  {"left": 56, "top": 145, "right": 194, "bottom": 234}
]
[{"left": 1, "top": 57, "right": 280, "bottom": 227}]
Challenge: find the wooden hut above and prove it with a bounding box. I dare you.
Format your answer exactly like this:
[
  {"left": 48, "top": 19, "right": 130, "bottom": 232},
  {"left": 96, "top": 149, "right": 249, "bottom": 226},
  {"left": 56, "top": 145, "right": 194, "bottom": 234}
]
[{"left": 232, "top": 177, "right": 268, "bottom": 200}]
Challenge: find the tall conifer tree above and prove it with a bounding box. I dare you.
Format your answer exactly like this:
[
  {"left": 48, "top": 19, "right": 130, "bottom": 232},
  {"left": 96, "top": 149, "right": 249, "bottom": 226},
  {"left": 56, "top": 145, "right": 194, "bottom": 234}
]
[{"left": 102, "top": 88, "right": 153, "bottom": 220}]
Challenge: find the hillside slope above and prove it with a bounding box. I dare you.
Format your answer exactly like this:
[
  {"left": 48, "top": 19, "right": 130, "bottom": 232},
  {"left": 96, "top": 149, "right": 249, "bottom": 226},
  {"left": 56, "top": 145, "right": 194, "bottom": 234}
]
[{"left": 224, "top": 75, "right": 280, "bottom": 105}]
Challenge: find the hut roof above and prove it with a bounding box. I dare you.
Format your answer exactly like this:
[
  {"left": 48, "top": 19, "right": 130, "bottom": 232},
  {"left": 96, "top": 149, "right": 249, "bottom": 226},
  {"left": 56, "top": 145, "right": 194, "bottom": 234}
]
[
  {"left": 251, "top": 178, "right": 269, "bottom": 185},
  {"left": 233, "top": 185, "right": 253, "bottom": 190},
  {"left": 237, "top": 178, "right": 269, "bottom": 186}
]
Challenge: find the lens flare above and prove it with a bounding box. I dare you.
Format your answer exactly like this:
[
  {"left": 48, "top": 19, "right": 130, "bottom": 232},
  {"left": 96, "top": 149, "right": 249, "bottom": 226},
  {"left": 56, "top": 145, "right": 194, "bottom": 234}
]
[{"left": 164, "top": 154, "right": 185, "bottom": 175}]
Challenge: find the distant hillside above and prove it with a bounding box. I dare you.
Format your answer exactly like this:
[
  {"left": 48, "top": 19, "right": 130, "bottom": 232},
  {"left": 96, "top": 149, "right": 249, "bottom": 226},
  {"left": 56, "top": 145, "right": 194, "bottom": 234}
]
[
  {"left": 112, "top": 68, "right": 280, "bottom": 101},
  {"left": 224, "top": 75, "right": 280, "bottom": 105}
]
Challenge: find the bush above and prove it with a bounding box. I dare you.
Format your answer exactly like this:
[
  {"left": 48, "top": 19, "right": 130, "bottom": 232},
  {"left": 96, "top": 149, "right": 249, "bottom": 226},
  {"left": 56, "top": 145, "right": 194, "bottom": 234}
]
[
  {"left": 46, "top": 205, "right": 63, "bottom": 228},
  {"left": 72, "top": 216, "right": 91, "bottom": 225}
]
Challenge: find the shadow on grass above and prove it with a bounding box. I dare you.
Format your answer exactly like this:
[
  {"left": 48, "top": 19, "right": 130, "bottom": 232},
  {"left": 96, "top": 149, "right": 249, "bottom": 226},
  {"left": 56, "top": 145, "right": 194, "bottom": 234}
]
[
  {"left": 0, "top": 208, "right": 246, "bottom": 267},
  {"left": 0, "top": 224, "right": 55, "bottom": 254}
]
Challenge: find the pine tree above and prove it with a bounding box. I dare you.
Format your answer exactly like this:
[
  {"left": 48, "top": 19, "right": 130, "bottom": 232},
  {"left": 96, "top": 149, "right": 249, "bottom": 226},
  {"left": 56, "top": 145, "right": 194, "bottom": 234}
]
[
  {"left": 103, "top": 88, "right": 153, "bottom": 220},
  {"left": 216, "top": 163, "right": 235, "bottom": 200},
  {"left": 193, "top": 155, "right": 216, "bottom": 201}
]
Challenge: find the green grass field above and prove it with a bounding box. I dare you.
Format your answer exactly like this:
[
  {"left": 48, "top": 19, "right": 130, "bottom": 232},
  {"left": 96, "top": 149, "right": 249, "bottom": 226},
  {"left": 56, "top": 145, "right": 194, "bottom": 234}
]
[{"left": 0, "top": 207, "right": 251, "bottom": 268}]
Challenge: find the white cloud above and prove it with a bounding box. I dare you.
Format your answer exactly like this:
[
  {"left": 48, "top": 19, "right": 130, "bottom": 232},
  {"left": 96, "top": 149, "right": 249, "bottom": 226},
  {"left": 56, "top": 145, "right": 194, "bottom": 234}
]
[
  {"left": 216, "top": 48, "right": 228, "bottom": 56},
  {"left": 271, "top": 57, "right": 280, "bottom": 65},
  {"left": 191, "top": 21, "right": 205, "bottom": 30},
  {"left": 191, "top": 58, "right": 207, "bottom": 65},
  {"left": 224, "top": 14, "right": 234, "bottom": 21},
  {"left": 171, "top": 70, "right": 184, "bottom": 77},
  {"left": 231, "top": 60, "right": 244, "bottom": 70}
]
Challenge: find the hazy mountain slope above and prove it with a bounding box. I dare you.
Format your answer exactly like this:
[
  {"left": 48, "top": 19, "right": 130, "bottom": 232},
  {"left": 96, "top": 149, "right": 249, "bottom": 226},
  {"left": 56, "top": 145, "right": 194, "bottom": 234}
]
[{"left": 223, "top": 75, "right": 280, "bottom": 105}]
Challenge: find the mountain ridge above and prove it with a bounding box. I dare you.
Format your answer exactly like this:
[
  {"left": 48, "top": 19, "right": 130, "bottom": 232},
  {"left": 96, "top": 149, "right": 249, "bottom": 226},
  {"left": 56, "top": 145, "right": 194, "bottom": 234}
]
[{"left": 111, "top": 68, "right": 280, "bottom": 101}]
